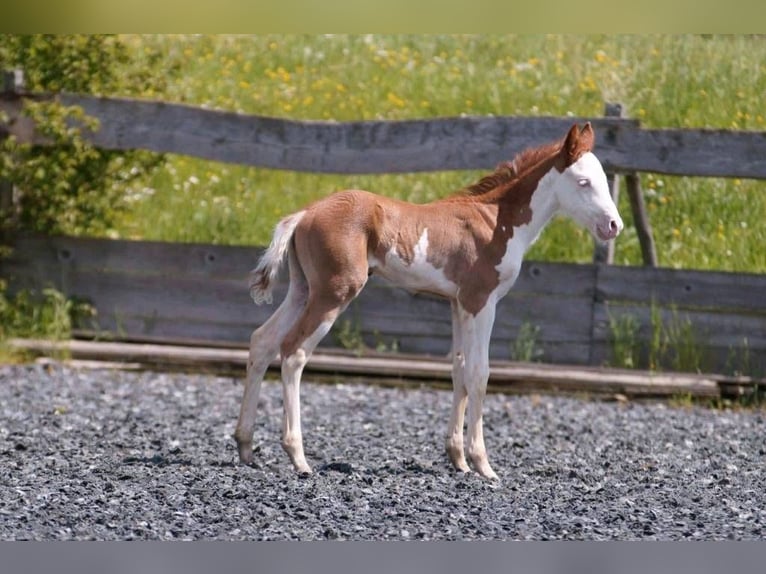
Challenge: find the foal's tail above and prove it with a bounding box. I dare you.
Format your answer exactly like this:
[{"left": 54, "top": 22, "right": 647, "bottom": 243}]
[{"left": 249, "top": 211, "right": 306, "bottom": 305}]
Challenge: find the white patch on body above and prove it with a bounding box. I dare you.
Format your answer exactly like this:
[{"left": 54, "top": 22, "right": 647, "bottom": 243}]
[
  {"left": 495, "top": 239, "right": 524, "bottom": 294},
  {"left": 373, "top": 228, "right": 458, "bottom": 297}
]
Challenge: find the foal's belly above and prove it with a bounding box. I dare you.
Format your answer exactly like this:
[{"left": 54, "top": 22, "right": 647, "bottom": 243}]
[{"left": 369, "top": 253, "right": 458, "bottom": 298}]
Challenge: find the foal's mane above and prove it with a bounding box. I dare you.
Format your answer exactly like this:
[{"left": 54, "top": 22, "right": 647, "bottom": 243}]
[{"left": 461, "top": 139, "right": 563, "bottom": 197}]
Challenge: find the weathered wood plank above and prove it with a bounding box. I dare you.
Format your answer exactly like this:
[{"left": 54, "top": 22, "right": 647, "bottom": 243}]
[
  {"left": 3, "top": 234, "right": 260, "bottom": 279},
  {"left": 0, "top": 92, "right": 632, "bottom": 173},
  {"left": 5, "top": 92, "right": 766, "bottom": 178},
  {"left": 11, "top": 267, "right": 588, "bottom": 361},
  {"left": 596, "top": 264, "right": 766, "bottom": 313},
  {"left": 72, "top": 310, "right": 593, "bottom": 365},
  {"left": 611, "top": 127, "right": 766, "bottom": 179},
  {"left": 512, "top": 261, "right": 596, "bottom": 297},
  {"left": 9, "top": 338, "right": 730, "bottom": 399},
  {"left": 2, "top": 235, "right": 596, "bottom": 298},
  {"left": 593, "top": 302, "right": 766, "bottom": 349},
  {"left": 4, "top": 235, "right": 596, "bottom": 295},
  {"left": 6, "top": 270, "right": 278, "bottom": 331},
  {"left": 355, "top": 281, "right": 594, "bottom": 341},
  {"left": 60, "top": 95, "right": 637, "bottom": 174},
  {"left": 1, "top": 265, "right": 587, "bottom": 363},
  {"left": 603, "top": 304, "right": 765, "bottom": 347}
]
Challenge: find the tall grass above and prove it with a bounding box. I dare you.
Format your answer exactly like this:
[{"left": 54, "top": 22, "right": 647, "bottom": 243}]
[
  {"left": 608, "top": 305, "right": 709, "bottom": 374},
  {"left": 111, "top": 35, "right": 766, "bottom": 272}
]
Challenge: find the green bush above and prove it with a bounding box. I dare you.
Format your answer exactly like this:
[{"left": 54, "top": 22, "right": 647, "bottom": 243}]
[{"left": 0, "top": 34, "right": 166, "bottom": 235}]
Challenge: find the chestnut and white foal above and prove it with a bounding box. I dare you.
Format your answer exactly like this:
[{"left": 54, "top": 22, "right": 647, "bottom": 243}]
[{"left": 234, "top": 122, "right": 622, "bottom": 479}]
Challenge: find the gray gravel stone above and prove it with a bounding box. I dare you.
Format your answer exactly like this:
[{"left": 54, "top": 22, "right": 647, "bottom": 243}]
[{"left": 1, "top": 363, "right": 764, "bottom": 540}]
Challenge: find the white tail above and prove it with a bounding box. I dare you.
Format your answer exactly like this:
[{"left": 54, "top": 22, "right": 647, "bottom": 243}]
[{"left": 249, "top": 211, "right": 305, "bottom": 305}]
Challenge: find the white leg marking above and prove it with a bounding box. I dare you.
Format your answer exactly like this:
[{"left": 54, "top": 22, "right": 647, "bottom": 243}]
[
  {"left": 234, "top": 283, "right": 306, "bottom": 464},
  {"left": 446, "top": 301, "right": 470, "bottom": 473},
  {"left": 457, "top": 300, "right": 499, "bottom": 480},
  {"left": 280, "top": 318, "right": 335, "bottom": 474}
]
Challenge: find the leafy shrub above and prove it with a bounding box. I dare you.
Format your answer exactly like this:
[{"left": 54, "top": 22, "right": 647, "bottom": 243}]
[{"left": 0, "top": 34, "right": 166, "bottom": 235}]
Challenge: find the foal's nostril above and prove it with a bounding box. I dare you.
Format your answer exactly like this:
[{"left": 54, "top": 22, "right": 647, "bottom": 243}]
[{"left": 609, "top": 220, "right": 618, "bottom": 232}]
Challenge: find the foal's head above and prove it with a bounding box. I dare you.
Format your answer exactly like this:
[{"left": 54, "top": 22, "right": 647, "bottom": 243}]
[{"left": 552, "top": 123, "right": 623, "bottom": 241}]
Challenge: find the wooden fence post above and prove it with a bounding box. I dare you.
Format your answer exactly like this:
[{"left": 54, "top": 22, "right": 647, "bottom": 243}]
[
  {"left": 593, "top": 102, "right": 623, "bottom": 265},
  {"left": 1, "top": 69, "right": 24, "bottom": 242},
  {"left": 593, "top": 102, "right": 658, "bottom": 267},
  {"left": 625, "top": 174, "right": 658, "bottom": 266}
]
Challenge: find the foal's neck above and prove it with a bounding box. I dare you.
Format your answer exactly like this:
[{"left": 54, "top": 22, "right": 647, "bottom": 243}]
[{"left": 489, "top": 166, "right": 560, "bottom": 253}]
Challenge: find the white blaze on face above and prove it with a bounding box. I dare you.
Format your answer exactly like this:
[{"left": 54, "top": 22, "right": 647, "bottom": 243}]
[{"left": 558, "top": 152, "right": 624, "bottom": 241}]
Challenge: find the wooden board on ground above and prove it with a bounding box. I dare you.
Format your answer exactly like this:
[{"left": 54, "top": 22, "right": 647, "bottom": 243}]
[{"left": 12, "top": 338, "right": 763, "bottom": 401}]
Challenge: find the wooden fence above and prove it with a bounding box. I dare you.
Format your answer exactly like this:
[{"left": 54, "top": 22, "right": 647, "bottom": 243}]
[
  {"left": 3, "top": 234, "right": 764, "bottom": 375},
  {"left": 1, "top": 81, "right": 765, "bottom": 376}
]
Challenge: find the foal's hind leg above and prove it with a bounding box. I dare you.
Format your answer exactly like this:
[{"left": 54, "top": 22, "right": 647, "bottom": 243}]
[
  {"left": 234, "top": 252, "right": 308, "bottom": 464},
  {"left": 278, "top": 273, "right": 368, "bottom": 474}
]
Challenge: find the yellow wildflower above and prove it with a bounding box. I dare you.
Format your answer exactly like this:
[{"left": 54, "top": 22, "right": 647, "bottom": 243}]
[{"left": 387, "top": 92, "right": 405, "bottom": 108}]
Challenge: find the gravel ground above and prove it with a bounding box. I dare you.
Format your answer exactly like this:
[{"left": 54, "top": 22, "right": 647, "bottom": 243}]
[{"left": 1, "top": 362, "right": 764, "bottom": 540}]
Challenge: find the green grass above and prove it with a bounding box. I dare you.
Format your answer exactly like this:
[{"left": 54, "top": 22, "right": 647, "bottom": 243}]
[
  {"left": 510, "top": 321, "right": 542, "bottom": 363},
  {"left": 607, "top": 312, "right": 640, "bottom": 369},
  {"left": 0, "top": 284, "right": 93, "bottom": 362},
  {"left": 109, "top": 34, "right": 766, "bottom": 273},
  {"left": 608, "top": 304, "right": 711, "bottom": 374}
]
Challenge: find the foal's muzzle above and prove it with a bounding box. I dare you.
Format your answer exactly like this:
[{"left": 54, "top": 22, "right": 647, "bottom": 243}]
[{"left": 596, "top": 215, "right": 623, "bottom": 241}]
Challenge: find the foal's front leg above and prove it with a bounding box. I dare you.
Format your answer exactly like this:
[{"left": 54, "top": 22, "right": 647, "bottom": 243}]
[
  {"left": 446, "top": 301, "right": 470, "bottom": 473},
  {"left": 455, "top": 300, "right": 498, "bottom": 480}
]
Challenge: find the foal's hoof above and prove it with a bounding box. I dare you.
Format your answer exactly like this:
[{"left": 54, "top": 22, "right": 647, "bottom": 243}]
[
  {"left": 478, "top": 468, "right": 499, "bottom": 481},
  {"left": 295, "top": 463, "right": 313, "bottom": 476},
  {"left": 235, "top": 439, "right": 255, "bottom": 465},
  {"left": 238, "top": 452, "right": 254, "bottom": 466}
]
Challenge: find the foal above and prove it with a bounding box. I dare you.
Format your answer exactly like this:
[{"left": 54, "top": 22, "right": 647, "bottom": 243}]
[{"left": 234, "top": 122, "right": 622, "bottom": 479}]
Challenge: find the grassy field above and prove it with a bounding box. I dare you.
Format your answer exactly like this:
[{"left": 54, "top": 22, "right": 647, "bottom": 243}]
[{"left": 111, "top": 35, "right": 766, "bottom": 272}]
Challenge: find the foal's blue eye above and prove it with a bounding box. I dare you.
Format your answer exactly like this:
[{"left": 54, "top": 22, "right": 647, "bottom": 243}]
[{"left": 577, "top": 178, "right": 590, "bottom": 187}]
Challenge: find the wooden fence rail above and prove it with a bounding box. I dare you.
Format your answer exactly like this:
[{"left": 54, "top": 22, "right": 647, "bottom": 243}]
[{"left": 3, "top": 90, "right": 766, "bottom": 178}]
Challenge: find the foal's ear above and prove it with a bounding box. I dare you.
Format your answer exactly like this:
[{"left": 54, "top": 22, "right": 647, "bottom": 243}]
[
  {"left": 563, "top": 122, "right": 594, "bottom": 161},
  {"left": 579, "top": 122, "right": 595, "bottom": 151},
  {"left": 563, "top": 123, "right": 582, "bottom": 159}
]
